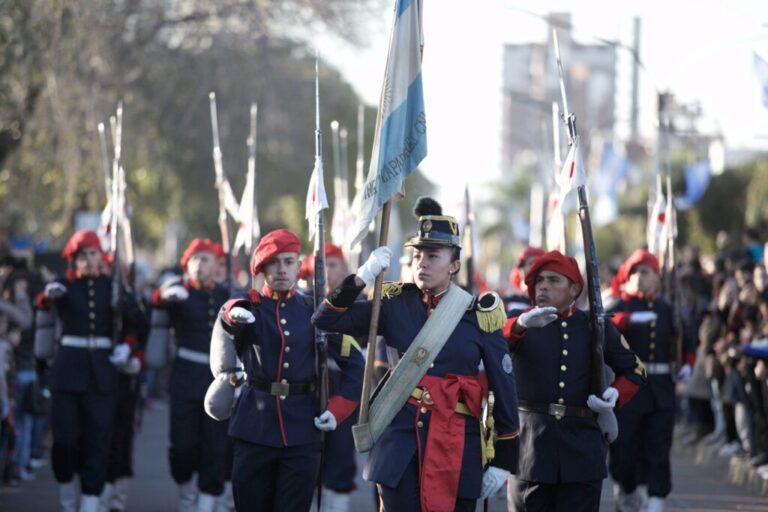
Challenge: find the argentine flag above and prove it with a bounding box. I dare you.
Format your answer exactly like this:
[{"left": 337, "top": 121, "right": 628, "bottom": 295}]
[{"left": 347, "top": 0, "right": 427, "bottom": 249}]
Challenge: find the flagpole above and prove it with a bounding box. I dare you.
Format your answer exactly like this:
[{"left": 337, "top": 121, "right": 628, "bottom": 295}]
[{"left": 357, "top": 200, "right": 391, "bottom": 428}]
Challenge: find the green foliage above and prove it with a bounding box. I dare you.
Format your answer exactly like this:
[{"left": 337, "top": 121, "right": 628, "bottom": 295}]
[{"left": 0, "top": 0, "right": 424, "bottom": 264}]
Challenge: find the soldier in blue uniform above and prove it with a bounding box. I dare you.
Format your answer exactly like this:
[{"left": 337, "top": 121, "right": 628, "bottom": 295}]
[
  {"left": 502, "top": 250, "right": 646, "bottom": 512},
  {"left": 503, "top": 246, "right": 544, "bottom": 313},
  {"left": 34, "top": 230, "right": 146, "bottom": 512},
  {"left": 298, "top": 242, "right": 360, "bottom": 512},
  {"left": 217, "top": 228, "right": 364, "bottom": 512},
  {"left": 607, "top": 249, "right": 695, "bottom": 512},
  {"left": 313, "top": 197, "right": 520, "bottom": 512},
  {"left": 148, "top": 238, "right": 231, "bottom": 511}
]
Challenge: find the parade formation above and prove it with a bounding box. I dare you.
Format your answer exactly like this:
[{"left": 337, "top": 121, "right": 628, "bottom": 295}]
[{"left": 3, "top": 1, "right": 768, "bottom": 512}]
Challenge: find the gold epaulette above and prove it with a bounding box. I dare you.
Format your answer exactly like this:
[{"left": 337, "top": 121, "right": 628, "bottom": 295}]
[{"left": 475, "top": 291, "right": 506, "bottom": 333}]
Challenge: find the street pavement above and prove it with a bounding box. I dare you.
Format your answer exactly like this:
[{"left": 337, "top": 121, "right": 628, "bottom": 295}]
[{"left": 2, "top": 403, "right": 767, "bottom": 511}]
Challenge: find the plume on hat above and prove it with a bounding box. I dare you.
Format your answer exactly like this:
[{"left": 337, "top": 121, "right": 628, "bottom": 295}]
[{"left": 413, "top": 197, "right": 442, "bottom": 218}]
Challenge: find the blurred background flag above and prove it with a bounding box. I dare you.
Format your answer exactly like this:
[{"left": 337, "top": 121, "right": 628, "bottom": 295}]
[
  {"left": 305, "top": 153, "right": 329, "bottom": 241},
  {"left": 347, "top": 0, "right": 427, "bottom": 249},
  {"left": 753, "top": 51, "right": 768, "bottom": 109},
  {"left": 674, "top": 160, "right": 712, "bottom": 211}
]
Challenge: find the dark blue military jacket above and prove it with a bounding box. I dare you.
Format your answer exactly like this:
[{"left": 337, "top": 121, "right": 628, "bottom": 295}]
[
  {"left": 608, "top": 295, "right": 693, "bottom": 411},
  {"left": 155, "top": 283, "right": 229, "bottom": 400},
  {"left": 508, "top": 308, "right": 645, "bottom": 484},
  {"left": 313, "top": 277, "right": 520, "bottom": 500},
  {"left": 42, "top": 275, "right": 145, "bottom": 394},
  {"left": 220, "top": 288, "right": 364, "bottom": 448}
]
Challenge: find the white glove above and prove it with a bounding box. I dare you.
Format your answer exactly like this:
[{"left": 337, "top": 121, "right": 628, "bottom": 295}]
[
  {"left": 228, "top": 307, "right": 255, "bottom": 324},
  {"left": 313, "top": 410, "right": 337, "bottom": 432},
  {"left": 109, "top": 343, "right": 131, "bottom": 366},
  {"left": 356, "top": 247, "right": 392, "bottom": 286},
  {"left": 480, "top": 466, "right": 510, "bottom": 499},
  {"left": 587, "top": 386, "right": 619, "bottom": 413},
  {"left": 517, "top": 306, "right": 558, "bottom": 329},
  {"left": 44, "top": 282, "right": 67, "bottom": 299},
  {"left": 120, "top": 356, "right": 142, "bottom": 375},
  {"left": 629, "top": 311, "right": 657, "bottom": 324},
  {"left": 676, "top": 363, "right": 692, "bottom": 382},
  {"left": 596, "top": 410, "right": 619, "bottom": 443},
  {"left": 160, "top": 285, "right": 189, "bottom": 302}
]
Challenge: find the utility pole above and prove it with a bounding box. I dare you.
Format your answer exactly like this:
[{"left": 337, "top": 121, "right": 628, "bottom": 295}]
[{"left": 630, "top": 17, "right": 641, "bottom": 139}]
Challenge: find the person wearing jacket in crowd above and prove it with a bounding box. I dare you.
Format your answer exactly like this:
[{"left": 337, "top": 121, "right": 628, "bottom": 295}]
[
  {"left": 217, "top": 229, "right": 364, "bottom": 512},
  {"left": 503, "top": 250, "right": 646, "bottom": 512},
  {"left": 607, "top": 249, "right": 695, "bottom": 512},
  {"left": 313, "top": 198, "right": 521, "bottom": 512},
  {"left": 35, "top": 230, "right": 145, "bottom": 512}
]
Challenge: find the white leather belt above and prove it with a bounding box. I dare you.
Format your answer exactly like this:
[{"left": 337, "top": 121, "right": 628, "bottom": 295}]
[
  {"left": 60, "top": 336, "right": 112, "bottom": 349},
  {"left": 644, "top": 362, "right": 671, "bottom": 375},
  {"left": 177, "top": 347, "right": 210, "bottom": 365}
]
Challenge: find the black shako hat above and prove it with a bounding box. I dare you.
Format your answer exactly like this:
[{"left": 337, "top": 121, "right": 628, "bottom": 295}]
[{"left": 404, "top": 197, "right": 462, "bottom": 249}]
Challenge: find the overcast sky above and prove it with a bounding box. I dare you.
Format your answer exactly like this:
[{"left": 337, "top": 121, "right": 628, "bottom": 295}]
[{"left": 315, "top": 0, "right": 768, "bottom": 207}]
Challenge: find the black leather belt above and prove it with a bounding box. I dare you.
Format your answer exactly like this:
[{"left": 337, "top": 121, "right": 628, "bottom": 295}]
[
  {"left": 248, "top": 379, "right": 317, "bottom": 397},
  {"left": 519, "top": 400, "right": 595, "bottom": 419}
]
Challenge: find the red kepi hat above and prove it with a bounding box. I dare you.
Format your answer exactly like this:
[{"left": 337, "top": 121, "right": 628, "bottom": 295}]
[
  {"left": 524, "top": 250, "right": 584, "bottom": 303},
  {"left": 250, "top": 229, "right": 301, "bottom": 276},
  {"left": 61, "top": 230, "right": 104, "bottom": 261},
  {"left": 610, "top": 249, "right": 660, "bottom": 295},
  {"left": 180, "top": 238, "right": 219, "bottom": 271},
  {"left": 298, "top": 243, "right": 345, "bottom": 280}
]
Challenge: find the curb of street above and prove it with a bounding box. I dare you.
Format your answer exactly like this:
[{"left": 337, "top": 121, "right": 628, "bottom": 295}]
[{"left": 674, "top": 437, "right": 768, "bottom": 496}]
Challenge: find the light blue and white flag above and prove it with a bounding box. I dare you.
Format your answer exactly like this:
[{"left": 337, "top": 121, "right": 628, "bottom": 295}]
[
  {"left": 347, "top": 0, "right": 427, "bottom": 249},
  {"left": 753, "top": 52, "right": 768, "bottom": 109},
  {"left": 674, "top": 160, "right": 711, "bottom": 211}
]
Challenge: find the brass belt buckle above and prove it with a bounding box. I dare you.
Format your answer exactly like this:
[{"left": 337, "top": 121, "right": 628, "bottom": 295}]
[
  {"left": 549, "top": 403, "right": 566, "bottom": 419},
  {"left": 270, "top": 382, "right": 290, "bottom": 397}
]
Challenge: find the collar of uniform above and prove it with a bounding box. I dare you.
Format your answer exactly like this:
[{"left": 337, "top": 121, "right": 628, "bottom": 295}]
[
  {"left": 261, "top": 284, "right": 295, "bottom": 301},
  {"left": 621, "top": 291, "right": 656, "bottom": 302},
  {"left": 69, "top": 268, "right": 101, "bottom": 282},
  {"left": 422, "top": 288, "right": 448, "bottom": 309},
  {"left": 187, "top": 278, "right": 216, "bottom": 291},
  {"left": 557, "top": 303, "right": 577, "bottom": 319}
]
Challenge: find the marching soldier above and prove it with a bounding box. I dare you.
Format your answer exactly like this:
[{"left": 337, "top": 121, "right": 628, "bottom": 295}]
[
  {"left": 216, "top": 229, "right": 364, "bottom": 512},
  {"left": 502, "top": 250, "right": 646, "bottom": 511},
  {"left": 34, "top": 230, "right": 145, "bottom": 512},
  {"left": 313, "top": 197, "right": 521, "bottom": 512},
  {"left": 503, "top": 246, "right": 544, "bottom": 313},
  {"left": 299, "top": 242, "right": 360, "bottom": 512},
  {"left": 147, "top": 238, "right": 230, "bottom": 512},
  {"left": 607, "top": 249, "right": 695, "bottom": 512}
]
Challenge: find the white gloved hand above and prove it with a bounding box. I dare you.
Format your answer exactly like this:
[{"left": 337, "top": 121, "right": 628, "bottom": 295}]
[
  {"left": 587, "top": 386, "right": 619, "bottom": 412},
  {"left": 676, "top": 363, "right": 692, "bottom": 382},
  {"left": 160, "top": 285, "right": 189, "bottom": 302},
  {"left": 313, "top": 410, "right": 338, "bottom": 432},
  {"left": 596, "top": 410, "right": 619, "bottom": 443},
  {"left": 480, "top": 466, "right": 510, "bottom": 499},
  {"left": 228, "top": 307, "right": 255, "bottom": 324},
  {"left": 517, "top": 306, "right": 558, "bottom": 329},
  {"left": 44, "top": 282, "right": 67, "bottom": 299},
  {"left": 109, "top": 343, "right": 131, "bottom": 366},
  {"left": 120, "top": 356, "right": 142, "bottom": 375},
  {"left": 629, "top": 311, "right": 657, "bottom": 324},
  {"left": 356, "top": 247, "right": 392, "bottom": 286}
]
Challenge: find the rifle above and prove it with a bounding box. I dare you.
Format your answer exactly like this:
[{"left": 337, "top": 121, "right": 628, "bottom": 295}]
[
  {"left": 245, "top": 103, "right": 259, "bottom": 288},
  {"left": 553, "top": 31, "right": 607, "bottom": 396},
  {"left": 209, "top": 92, "right": 234, "bottom": 293},
  {"left": 312, "top": 56, "right": 330, "bottom": 511},
  {"left": 662, "top": 174, "right": 683, "bottom": 371},
  {"left": 109, "top": 103, "right": 124, "bottom": 347}
]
